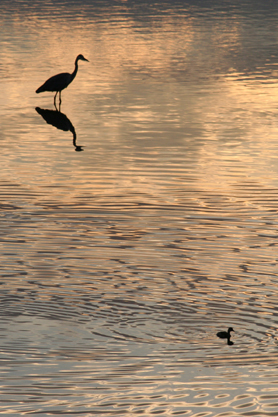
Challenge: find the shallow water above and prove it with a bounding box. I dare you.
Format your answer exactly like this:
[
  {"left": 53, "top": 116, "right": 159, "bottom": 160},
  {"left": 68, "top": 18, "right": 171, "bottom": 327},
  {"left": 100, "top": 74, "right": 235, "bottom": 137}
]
[{"left": 1, "top": 0, "right": 278, "bottom": 415}]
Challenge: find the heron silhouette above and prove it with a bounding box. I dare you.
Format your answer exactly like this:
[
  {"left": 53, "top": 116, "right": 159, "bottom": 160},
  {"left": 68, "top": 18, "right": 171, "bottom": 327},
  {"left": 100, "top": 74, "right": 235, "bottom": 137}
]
[
  {"left": 35, "top": 107, "right": 84, "bottom": 151},
  {"left": 36, "top": 54, "right": 89, "bottom": 106}
]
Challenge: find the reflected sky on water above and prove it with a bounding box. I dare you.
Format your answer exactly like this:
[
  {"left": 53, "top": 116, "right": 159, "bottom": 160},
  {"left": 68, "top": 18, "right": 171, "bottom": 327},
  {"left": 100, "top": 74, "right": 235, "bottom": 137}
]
[{"left": 1, "top": 1, "right": 278, "bottom": 416}]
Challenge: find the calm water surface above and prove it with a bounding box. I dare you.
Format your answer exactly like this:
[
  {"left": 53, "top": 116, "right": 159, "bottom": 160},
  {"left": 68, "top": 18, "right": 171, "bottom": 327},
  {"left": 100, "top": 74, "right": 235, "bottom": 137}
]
[{"left": 1, "top": 0, "right": 278, "bottom": 415}]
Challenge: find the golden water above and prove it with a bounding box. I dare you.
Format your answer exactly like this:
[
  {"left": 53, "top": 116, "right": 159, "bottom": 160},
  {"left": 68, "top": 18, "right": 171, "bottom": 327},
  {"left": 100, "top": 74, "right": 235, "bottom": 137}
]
[{"left": 1, "top": 1, "right": 278, "bottom": 415}]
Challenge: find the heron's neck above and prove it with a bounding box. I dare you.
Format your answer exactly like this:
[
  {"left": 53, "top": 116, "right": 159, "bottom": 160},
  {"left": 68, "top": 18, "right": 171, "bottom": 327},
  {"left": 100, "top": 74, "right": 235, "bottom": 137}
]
[{"left": 71, "top": 59, "right": 79, "bottom": 81}]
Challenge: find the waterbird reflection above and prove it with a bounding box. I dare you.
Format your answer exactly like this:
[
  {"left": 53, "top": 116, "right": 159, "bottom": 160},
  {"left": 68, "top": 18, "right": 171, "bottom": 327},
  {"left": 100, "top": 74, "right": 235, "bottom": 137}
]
[
  {"left": 36, "top": 54, "right": 89, "bottom": 106},
  {"left": 35, "top": 107, "right": 84, "bottom": 151}
]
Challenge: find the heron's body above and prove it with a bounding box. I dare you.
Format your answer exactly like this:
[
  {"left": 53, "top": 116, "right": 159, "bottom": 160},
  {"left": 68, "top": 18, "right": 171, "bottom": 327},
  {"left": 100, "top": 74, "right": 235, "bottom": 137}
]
[
  {"left": 36, "top": 54, "right": 89, "bottom": 104},
  {"left": 217, "top": 327, "right": 234, "bottom": 339},
  {"left": 36, "top": 72, "right": 72, "bottom": 93}
]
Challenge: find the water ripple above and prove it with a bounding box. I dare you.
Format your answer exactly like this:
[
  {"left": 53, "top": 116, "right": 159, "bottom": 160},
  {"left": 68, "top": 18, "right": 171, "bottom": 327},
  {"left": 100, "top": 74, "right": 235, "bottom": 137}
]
[{"left": 2, "top": 0, "right": 278, "bottom": 415}]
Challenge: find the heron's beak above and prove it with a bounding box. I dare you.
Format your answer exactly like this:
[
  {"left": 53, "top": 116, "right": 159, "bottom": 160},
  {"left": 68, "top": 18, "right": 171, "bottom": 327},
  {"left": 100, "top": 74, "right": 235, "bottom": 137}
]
[{"left": 83, "top": 57, "right": 89, "bottom": 62}]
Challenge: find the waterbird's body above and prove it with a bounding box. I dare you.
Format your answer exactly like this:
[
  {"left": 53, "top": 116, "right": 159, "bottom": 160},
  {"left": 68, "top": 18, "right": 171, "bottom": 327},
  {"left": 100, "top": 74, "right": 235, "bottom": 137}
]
[
  {"left": 217, "top": 327, "right": 234, "bottom": 339},
  {"left": 36, "top": 54, "right": 89, "bottom": 105}
]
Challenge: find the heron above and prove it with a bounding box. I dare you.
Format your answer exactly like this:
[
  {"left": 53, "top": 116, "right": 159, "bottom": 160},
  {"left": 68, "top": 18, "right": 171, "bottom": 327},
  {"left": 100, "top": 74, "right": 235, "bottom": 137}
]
[
  {"left": 36, "top": 54, "right": 89, "bottom": 105},
  {"left": 216, "top": 327, "right": 234, "bottom": 339}
]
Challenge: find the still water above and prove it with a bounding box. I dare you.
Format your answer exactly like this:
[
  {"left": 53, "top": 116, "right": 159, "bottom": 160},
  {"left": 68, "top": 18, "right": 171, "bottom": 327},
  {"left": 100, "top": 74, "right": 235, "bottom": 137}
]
[{"left": 1, "top": 0, "right": 278, "bottom": 415}]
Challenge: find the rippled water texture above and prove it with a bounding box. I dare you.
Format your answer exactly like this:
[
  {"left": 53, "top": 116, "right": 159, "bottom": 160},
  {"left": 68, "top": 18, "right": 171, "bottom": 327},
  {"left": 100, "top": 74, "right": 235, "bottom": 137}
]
[{"left": 1, "top": 0, "right": 278, "bottom": 415}]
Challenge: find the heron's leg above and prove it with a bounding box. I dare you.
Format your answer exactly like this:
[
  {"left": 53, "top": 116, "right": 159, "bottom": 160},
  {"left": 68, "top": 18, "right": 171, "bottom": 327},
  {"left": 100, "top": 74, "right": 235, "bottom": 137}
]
[
  {"left": 54, "top": 91, "right": 58, "bottom": 106},
  {"left": 59, "top": 91, "right": 62, "bottom": 104}
]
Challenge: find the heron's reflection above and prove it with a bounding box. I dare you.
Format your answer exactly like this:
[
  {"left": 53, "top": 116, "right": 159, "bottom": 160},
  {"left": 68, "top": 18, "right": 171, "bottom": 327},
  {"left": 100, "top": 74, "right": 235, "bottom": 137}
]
[{"left": 35, "top": 107, "right": 84, "bottom": 151}]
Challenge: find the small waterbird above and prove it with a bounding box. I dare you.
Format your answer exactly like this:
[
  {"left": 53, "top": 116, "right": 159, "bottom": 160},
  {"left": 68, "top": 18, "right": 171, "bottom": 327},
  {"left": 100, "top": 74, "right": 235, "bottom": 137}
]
[
  {"left": 36, "top": 54, "right": 89, "bottom": 105},
  {"left": 217, "top": 327, "right": 234, "bottom": 339}
]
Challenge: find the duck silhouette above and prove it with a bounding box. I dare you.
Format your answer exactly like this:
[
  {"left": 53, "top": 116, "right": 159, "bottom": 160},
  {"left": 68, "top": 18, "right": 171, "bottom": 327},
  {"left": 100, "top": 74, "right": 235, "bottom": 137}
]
[{"left": 217, "top": 327, "right": 234, "bottom": 339}]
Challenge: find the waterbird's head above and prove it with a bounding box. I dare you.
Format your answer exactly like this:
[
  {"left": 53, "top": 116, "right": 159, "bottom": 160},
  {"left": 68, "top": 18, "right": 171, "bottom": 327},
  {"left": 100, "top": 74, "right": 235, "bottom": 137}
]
[
  {"left": 228, "top": 327, "right": 234, "bottom": 332},
  {"left": 76, "top": 54, "right": 89, "bottom": 62}
]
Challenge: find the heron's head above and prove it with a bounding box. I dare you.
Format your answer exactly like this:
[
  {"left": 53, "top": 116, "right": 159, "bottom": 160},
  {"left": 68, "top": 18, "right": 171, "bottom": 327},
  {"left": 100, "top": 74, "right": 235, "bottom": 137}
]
[{"left": 76, "top": 54, "right": 89, "bottom": 62}]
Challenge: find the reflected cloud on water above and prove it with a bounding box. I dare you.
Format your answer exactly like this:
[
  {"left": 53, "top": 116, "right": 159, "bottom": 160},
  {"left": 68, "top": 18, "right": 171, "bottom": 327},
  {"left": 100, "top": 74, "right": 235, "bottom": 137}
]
[
  {"left": 2, "top": 0, "right": 278, "bottom": 415},
  {"left": 35, "top": 106, "right": 84, "bottom": 151}
]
